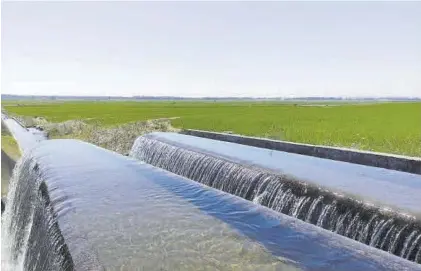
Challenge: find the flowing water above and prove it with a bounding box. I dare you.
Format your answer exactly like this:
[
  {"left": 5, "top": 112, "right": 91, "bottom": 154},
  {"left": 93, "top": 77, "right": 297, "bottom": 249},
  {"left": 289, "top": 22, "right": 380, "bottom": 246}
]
[
  {"left": 130, "top": 133, "right": 421, "bottom": 263},
  {"left": 1, "top": 115, "right": 46, "bottom": 153},
  {"left": 3, "top": 139, "right": 420, "bottom": 270}
]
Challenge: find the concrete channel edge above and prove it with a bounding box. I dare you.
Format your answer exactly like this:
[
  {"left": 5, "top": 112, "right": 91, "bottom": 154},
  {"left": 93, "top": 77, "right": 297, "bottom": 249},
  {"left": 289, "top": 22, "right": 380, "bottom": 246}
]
[{"left": 181, "top": 129, "right": 421, "bottom": 175}]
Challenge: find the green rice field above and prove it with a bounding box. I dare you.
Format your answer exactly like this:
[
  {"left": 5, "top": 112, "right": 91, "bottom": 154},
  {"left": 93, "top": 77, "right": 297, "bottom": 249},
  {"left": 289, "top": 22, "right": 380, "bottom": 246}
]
[{"left": 3, "top": 101, "right": 421, "bottom": 157}]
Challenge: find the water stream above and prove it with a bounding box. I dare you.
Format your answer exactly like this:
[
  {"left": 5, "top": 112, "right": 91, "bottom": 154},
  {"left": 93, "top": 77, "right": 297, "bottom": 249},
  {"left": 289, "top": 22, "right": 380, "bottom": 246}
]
[
  {"left": 130, "top": 133, "right": 421, "bottom": 263},
  {"left": 2, "top": 116, "right": 421, "bottom": 269},
  {"left": 1, "top": 115, "right": 46, "bottom": 153},
  {"left": 3, "top": 139, "right": 420, "bottom": 270}
]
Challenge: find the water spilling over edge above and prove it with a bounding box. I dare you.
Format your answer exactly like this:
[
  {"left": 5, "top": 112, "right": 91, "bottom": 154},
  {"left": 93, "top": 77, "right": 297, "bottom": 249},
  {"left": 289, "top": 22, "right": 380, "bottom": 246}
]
[
  {"left": 130, "top": 135, "right": 421, "bottom": 263},
  {"left": 4, "top": 139, "right": 421, "bottom": 270},
  {"left": 1, "top": 139, "right": 299, "bottom": 270}
]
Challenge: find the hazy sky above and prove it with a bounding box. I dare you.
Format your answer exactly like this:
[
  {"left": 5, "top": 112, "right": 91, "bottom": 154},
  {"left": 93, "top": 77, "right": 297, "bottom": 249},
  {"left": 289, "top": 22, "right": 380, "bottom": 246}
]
[{"left": 2, "top": 1, "right": 420, "bottom": 97}]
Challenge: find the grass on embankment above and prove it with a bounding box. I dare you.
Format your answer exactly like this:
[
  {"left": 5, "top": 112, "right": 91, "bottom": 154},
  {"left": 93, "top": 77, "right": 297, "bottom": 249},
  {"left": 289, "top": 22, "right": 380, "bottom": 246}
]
[
  {"left": 1, "top": 120, "right": 20, "bottom": 160},
  {"left": 3, "top": 101, "right": 421, "bottom": 157},
  {"left": 1, "top": 135, "right": 20, "bottom": 160},
  {"left": 43, "top": 119, "right": 178, "bottom": 155},
  {"left": 1, "top": 121, "right": 20, "bottom": 196}
]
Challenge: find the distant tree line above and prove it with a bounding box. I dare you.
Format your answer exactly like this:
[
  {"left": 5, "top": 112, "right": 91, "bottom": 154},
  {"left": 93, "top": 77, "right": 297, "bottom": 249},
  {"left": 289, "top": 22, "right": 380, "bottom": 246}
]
[{"left": 2, "top": 94, "right": 420, "bottom": 101}]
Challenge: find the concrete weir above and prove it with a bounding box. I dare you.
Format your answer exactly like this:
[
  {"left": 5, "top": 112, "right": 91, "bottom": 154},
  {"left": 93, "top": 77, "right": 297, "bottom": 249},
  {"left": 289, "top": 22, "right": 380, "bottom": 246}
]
[
  {"left": 3, "top": 113, "right": 421, "bottom": 268},
  {"left": 131, "top": 132, "right": 421, "bottom": 263},
  {"left": 5, "top": 140, "right": 420, "bottom": 270},
  {"left": 182, "top": 129, "right": 421, "bottom": 175}
]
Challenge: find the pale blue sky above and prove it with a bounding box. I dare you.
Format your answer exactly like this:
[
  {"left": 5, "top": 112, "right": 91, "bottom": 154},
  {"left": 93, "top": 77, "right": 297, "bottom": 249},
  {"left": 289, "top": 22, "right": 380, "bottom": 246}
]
[{"left": 2, "top": 1, "right": 420, "bottom": 97}]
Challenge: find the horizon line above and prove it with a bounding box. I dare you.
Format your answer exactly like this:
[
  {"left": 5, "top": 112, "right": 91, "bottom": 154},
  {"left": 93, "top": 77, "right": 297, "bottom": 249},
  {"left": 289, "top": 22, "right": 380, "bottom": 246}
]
[{"left": 2, "top": 94, "right": 421, "bottom": 100}]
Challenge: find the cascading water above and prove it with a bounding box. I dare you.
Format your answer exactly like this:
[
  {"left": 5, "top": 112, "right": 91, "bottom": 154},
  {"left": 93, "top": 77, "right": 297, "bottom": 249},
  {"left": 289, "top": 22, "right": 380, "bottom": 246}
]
[
  {"left": 130, "top": 134, "right": 421, "bottom": 263},
  {"left": 1, "top": 151, "right": 76, "bottom": 270},
  {"left": 4, "top": 139, "right": 421, "bottom": 270}
]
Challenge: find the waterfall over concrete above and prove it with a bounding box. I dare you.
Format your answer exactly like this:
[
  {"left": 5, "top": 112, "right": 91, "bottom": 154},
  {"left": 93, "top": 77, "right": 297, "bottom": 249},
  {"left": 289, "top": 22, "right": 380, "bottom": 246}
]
[
  {"left": 130, "top": 133, "right": 421, "bottom": 263},
  {"left": 4, "top": 139, "right": 421, "bottom": 270}
]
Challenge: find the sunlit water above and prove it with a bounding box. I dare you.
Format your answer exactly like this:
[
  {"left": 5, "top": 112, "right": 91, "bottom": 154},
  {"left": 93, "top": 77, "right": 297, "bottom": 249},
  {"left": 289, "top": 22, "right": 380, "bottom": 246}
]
[
  {"left": 130, "top": 133, "right": 421, "bottom": 263},
  {"left": 3, "top": 140, "right": 420, "bottom": 270}
]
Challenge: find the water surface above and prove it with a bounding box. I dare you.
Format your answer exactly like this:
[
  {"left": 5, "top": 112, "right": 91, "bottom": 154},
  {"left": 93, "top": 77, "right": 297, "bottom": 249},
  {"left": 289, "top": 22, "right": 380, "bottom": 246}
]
[
  {"left": 3, "top": 140, "right": 420, "bottom": 270},
  {"left": 145, "top": 132, "right": 421, "bottom": 215}
]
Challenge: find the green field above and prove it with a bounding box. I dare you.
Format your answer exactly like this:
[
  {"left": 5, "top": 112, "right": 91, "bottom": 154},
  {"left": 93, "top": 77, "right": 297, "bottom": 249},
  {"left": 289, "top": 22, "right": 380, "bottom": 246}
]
[{"left": 3, "top": 101, "right": 421, "bottom": 157}]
